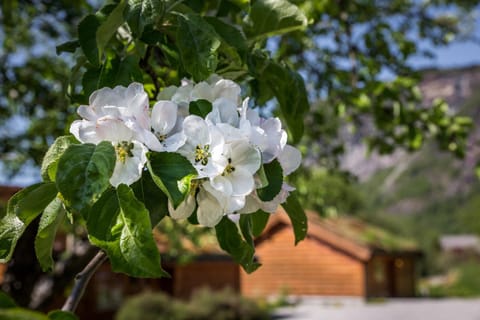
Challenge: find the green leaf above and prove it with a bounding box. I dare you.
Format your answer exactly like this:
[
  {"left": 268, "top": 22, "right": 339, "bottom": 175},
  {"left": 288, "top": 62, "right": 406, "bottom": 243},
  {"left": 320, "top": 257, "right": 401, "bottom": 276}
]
[
  {"left": 0, "top": 308, "right": 50, "bottom": 320},
  {"left": 78, "top": 14, "right": 101, "bottom": 66},
  {"left": 239, "top": 214, "right": 254, "bottom": 244},
  {"left": 176, "top": 13, "right": 221, "bottom": 81},
  {"left": 56, "top": 142, "right": 116, "bottom": 213},
  {"left": 96, "top": 1, "right": 127, "bottom": 59},
  {"left": 82, "top": 66, "right": 102, "bottom": 98},
  {"left": 188, "top": 99, "right": 212, "bottom": 118},
  {"left": 0, "top": 291, "right": 16, "bottom": 309},
  {"left": 245, "top": 0, "right": 307, "bottom": 40},
  {"left": 0, "top": 183, "right": 57, "bottom": 263},
  {"left": 35, "top": 198, "right": 65, "bottom": 272},
  {"left": 131, "top": 171, "right": 169, "bottom": 227},
  {"left": 250, "top": 210, "right": 270, "bottom": 237},
  {"left": 41, "top": 136, "right": 78, "bottom": 182},
  {"left": 147, "top": 152, "right": 196, "bottom": 209},
  {"left": 126, "top": 0, "right": 165, "bottom": 36},
  {"left": 257, "top": 160, "right": 283, "bottom": 202},
  {"left": 48, "top": 310, "right": 79, "bottom": 320},
  {"left": 215, "top": 217, "right": 260, "bottom": 273},
  {"left": 204, "top": 17, "right": 248, "bottom": 60},
  {"left": 281, "top": 192, "right": 307, "bottom": 245},
  {"left": 98, "top": 55, "right": 143, "bottom": 88},
  {"left": 248, "top": 53, "right": 308, "bottom": 143},
  {"left": 55, "top": 40, "right": 80, "bottom": 55},
  {"left": 87, "top": 185, "right": 168, "bottom": 278}
]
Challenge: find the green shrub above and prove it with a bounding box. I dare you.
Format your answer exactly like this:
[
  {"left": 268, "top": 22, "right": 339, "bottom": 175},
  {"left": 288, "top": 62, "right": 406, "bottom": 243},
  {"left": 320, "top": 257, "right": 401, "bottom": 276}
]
[
  {"left": 115, "top": 291, "right": 186, "bottom": 320},
  {"left": 185, "top": 287, "right": 269, "bottom": 320},
  {"left": 115, "top": 288, "right": 269, "bottom": 320}
]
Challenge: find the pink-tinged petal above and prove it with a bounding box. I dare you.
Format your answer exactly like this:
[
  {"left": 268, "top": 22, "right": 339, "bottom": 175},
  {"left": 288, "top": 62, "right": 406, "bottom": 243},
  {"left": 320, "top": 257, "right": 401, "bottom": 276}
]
[
  {"left": 70, "top": 120, "right": 102, "bottom": 144},
  {"left": 77, "top": 105, "right": 98, "bottom": 121},
  {"left": 95, "top": 117, "right": 134, "bottom": 143},
  {"left": 278, "top": 145, "right": 302, "bottom": 175},
  {"left": 196, "top": 188, "right": 224, "bottom": 227},
  {"left": 151, "top": 100, "right": 178, "bottom": 135},
  {"left": 168, "top": 194, "right": 196, "bottom": 220}
]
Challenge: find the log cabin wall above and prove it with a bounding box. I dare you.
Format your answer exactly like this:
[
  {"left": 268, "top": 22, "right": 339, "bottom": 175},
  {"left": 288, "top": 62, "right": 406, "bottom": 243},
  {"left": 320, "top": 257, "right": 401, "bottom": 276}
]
[{"left": 241, "top": 225, "right": 366, "bottom": 297}]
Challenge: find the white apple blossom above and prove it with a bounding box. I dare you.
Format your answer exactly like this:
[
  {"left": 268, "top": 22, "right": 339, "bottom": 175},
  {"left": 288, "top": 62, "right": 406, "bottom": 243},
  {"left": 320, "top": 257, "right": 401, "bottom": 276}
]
[
  {"left": 150, "top": 100, "right": 186, "bottom": 152},
  {"left": 178, "top": 115, "right": 227, "bottom": 178},
  {"left": 71, "top": 115, "right": 148, "bottom": 187},
  {"left": 210, "top": 139, "right": 261, "bottom": 197},
  {"left": 70, "top": 84, "right": 159, "bottom": 187},
  {"left": 239, "top": 101, "right": 287, "bottom": 163}
]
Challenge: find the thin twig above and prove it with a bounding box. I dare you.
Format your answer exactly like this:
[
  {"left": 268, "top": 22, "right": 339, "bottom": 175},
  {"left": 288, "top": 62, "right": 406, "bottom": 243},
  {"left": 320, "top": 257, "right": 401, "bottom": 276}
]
[{"left": 61, "top": 250, "right": 108, "bottom": 313}]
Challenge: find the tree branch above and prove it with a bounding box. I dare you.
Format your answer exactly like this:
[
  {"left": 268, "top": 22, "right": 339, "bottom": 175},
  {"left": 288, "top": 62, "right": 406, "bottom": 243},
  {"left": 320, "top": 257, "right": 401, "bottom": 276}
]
[{"left": 61, "top": 250, "right": 108, "bottom": 313}]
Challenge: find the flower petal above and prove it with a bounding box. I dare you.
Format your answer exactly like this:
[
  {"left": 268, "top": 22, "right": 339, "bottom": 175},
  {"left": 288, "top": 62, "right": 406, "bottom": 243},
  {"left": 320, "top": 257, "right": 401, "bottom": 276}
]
[
  {"left": 196, "top": 188, "right": 224, "bottom": 227},
  {"left": 277, "top": 145, "right": 302, "bottom": 175},
  {"left": 70, "top": 120, "right": 102, "bottom": 144},
  {"left": 168, "top": 193, "right": 196, "bottom": 220},
  {"left": 151, "top": 100, "right": 178, "bottom": 135},
  {"left": 229, "top": 167, "right": 255, "bottom": 196},
  {"left": 230, "top": 141, "right": 261, "bottom": 174},
  {"left": 109, "top": 141, "right": 147, "bottom": 187}
]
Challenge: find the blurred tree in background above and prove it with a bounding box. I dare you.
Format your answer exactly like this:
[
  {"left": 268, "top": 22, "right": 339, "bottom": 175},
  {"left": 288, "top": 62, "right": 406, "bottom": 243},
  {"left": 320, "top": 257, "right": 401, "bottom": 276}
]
[
  {"left": 0, "top": 0, "right": 479, "bottom": 309},
  {"left": 0, "top": 0, "right": 477, "bottom": 182}
]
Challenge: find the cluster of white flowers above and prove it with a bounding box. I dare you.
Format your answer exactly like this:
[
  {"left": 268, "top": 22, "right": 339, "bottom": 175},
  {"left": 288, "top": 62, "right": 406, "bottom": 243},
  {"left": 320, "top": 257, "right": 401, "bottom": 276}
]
[{"left": 70, "top": 76, "right": 301, "bottom": 227}]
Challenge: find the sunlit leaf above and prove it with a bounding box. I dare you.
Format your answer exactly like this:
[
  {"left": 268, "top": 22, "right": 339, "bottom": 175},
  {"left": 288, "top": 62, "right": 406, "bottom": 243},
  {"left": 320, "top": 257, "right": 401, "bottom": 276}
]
[
  {"left": 0, "top": 183, "right": 57, "bottom": 262},
  {"left": 35, "top": 198, "right": 66, "bottom": 272},
  {"left": 56, "top": 142, "right": 116, "bottom": 213}
]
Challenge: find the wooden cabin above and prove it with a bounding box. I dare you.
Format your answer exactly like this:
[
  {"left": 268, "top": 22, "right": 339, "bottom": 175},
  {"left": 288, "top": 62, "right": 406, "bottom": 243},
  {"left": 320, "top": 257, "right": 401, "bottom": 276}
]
[{"left": 241, "top": 209, "right": 421, "bottom": 298}]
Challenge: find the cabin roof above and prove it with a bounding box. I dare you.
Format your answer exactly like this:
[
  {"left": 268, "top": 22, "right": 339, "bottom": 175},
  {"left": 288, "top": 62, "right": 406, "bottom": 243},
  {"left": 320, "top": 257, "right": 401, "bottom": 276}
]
[{"left": 258, "top": 208, "right": 420, "bottom": 262}]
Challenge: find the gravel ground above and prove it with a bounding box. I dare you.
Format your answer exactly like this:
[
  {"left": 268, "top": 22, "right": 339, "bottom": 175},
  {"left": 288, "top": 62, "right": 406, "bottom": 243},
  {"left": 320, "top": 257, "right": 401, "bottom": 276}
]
[{"left": 274, "top": 297, "right": 480, "bottom": 320}]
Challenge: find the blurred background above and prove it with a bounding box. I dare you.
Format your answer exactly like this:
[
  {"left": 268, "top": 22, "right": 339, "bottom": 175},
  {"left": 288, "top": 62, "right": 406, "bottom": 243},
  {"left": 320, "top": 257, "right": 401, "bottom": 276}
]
[{"left": 2, "top": 0, "right": 480, "bottom": 319}]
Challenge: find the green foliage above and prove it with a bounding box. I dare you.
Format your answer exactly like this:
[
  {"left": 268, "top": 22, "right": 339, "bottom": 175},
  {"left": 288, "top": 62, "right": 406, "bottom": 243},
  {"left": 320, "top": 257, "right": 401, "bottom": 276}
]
[
  {"left": 189, "top": 99, "right": 213, "bottom": 118},
  {"left": 78, "top": 15, "right": 102, "bottom": 66},
  {"left": 293, "top": 167, "right": 365, "bottom": 215},
  {"left": 0, "top": 291, "right": 78, "bottom": 320},
  {"left": 250, "top": 210, "right": 270, "bottom": 237},
  {"left": 115, "top": 288, "right": 270, "bottom": 320},
  {"left": 257, "top": 160, "right": 283, "bottom": 202},
  {"left": 245, "top": 0, "right": 308, "bottom": 40},
  {"left": 41, "top": 136, "right": 78, "bottom": 182},
  {"left": 56, "top": 142, "right": 116, "bottom": 212},
  {"left": 185, "top": 287, "right": 270, "bottom": 320},
  {"left": 147, "top": 152, "right": 196, "bottom": 209},
  {"left": 35, "top": 198, "right": 66, "bottom": 272},
  {"left": 426, "top": 261, "right": 480, "bottom": 297},
  {"left": 0, "top": 183, "right": 57, "bottom": 262},
  {"left": 0, "top": 291, "right": 16, "bottom": 309},
  {"left": 115, "top": 291, "right": 185, "bottom": 320},
  {"left": 215, "top": 217, "right": 260, "bottom": 273},
  {"left": 87, "top": 185, "right": 168, "bottom": 277},
  {"left": 176, "top": 13, "right": 221, "bottom": 81},
  {"left": 281, "top": 193, "right": 307, "bottom": 245}
]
